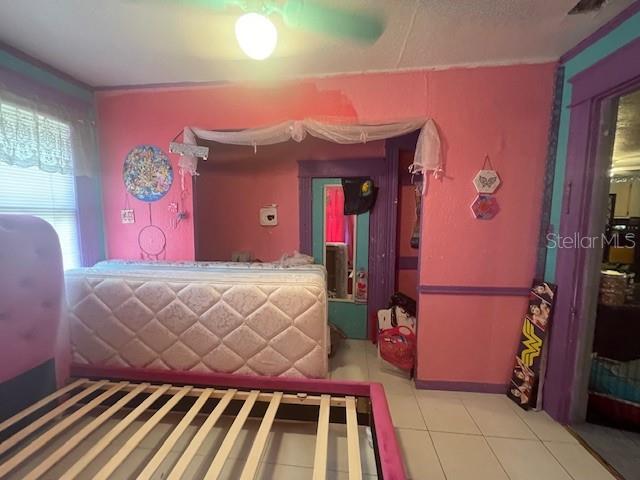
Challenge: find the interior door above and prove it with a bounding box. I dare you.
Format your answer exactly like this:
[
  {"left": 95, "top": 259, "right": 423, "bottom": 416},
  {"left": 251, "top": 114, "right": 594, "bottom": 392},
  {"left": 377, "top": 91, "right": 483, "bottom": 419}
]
[{"left": 312, "top": 178, "right": 369, "bottom": 339}]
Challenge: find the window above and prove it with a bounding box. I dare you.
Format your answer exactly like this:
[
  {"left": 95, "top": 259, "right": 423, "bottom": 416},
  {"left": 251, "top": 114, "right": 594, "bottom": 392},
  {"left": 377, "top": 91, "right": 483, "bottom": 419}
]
[{"left": 0, "top": 101, "right": 81, "bottom": 269}]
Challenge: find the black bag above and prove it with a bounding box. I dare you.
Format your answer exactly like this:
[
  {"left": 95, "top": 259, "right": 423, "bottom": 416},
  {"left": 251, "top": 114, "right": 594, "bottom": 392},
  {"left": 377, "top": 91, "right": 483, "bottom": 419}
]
[
  {"left": 388, "top": 292, "right": 417, "bottom": 317},
  {"left": 342, "top": 177, "right": 377, "bottom": 215}
]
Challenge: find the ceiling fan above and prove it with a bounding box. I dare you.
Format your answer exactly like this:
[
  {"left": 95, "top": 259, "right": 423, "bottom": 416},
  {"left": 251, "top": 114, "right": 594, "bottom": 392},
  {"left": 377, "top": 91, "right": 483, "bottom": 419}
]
[{"left": 150, "top": 0, "right": 386, "bottom": 59}]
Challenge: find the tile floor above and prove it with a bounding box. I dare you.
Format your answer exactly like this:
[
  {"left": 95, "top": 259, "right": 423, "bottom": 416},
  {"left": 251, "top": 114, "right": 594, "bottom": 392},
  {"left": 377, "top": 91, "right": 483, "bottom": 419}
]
[
  {"left": 330, "top": 339, "right": 618, "bottom": 480},
  {"left": 571, "top": 422, "right": 640, "bottom": 480},
  {"left": 5, "top": 339, "right": 619, "bottom": 479}
]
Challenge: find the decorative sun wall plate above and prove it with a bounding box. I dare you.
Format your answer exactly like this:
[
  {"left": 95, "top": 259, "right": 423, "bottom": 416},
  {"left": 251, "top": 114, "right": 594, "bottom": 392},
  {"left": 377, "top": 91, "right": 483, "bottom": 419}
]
[
  {"left": 473, "top": 169, "right": 501, "bottom": 194},
  {"left": 471, "top": 194, "right": 499, "bottom": 220},
  {"left": 123, "top": 145, "right": 174, "bottom": 202}
]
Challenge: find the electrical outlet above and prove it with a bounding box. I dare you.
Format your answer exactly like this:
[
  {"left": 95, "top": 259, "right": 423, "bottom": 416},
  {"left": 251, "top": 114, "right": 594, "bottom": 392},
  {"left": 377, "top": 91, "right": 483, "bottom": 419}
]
[{"left": 168, "top": 202, "right": 178, "bottom": 213}]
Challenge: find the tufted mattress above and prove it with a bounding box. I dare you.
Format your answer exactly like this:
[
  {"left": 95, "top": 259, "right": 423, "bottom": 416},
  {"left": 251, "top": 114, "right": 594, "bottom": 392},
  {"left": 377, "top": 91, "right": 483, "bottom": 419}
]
[
  {"left": 65, "top": 265, "right": 329, "bottom": 378},
  {"left": 93, "top": 259, "right": 327, "bottom": 277}
]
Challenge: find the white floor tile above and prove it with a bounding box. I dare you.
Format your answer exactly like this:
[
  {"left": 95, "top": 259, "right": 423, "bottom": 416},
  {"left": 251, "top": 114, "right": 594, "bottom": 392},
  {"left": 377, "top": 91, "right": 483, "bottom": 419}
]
[
  {"left": 367, "top": 366, "right": 415, "bottom": 395},
  {"left": 386, "top": 393, "right": 426, "bottom": 429},
  {"left": 431, "top": 432, "right": 509, "bottom": 480},
  {"left": 327, "top": 424, "right": 378, "bottom": 475},
  {"left": 330, "top": 340, "right": 369, "bottom": 381},
  {"left": 363, "top": 340, "right": 379, "bottom": 360},
  {"left": 461, "top": 395, "right": 537, "bottom": 439},
  {"left": 262, "top": 420, "right": 377, "bottom": 475},
  {"left": 513, "top": 409, "right": 577, "bottom": 443},
  {"left": 415, "top": 388, "right": 464, "bottom": 400},
  {"left": 544, "top": 441, "right": 617, "bottom": 480},
  {"left": 332, "top": 339, "right": 367, "bottom": 364},
  {"left": 330, "top": 364, "right": 369, "bottom": 382},
  {"left": 395, "top": 428, "right": 446, "bottom": 480},
  {"left": 249, "top": 462, "right": 377, "bottom": 479},
  {"left": 416, "top": 395, "right": 481, "bottom": 435},
  {"left": 487, "top": 437, "right": 572, "bottom": 480}
]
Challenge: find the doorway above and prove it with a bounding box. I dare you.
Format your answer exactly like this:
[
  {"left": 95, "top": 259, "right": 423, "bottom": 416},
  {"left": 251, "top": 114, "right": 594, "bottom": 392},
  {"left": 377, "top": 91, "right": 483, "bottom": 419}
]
[
  {"left": 568, "top": 87, "right": 640, "bottom": 479},
  {"left": 544, "top": 37, "right": 640, "bottom": 426},
  {"left": 312, "top": 178, "right": 370, "bottom": 338},
  {"left": 298, "top": 155, "right": 398, "bottom": 341}
]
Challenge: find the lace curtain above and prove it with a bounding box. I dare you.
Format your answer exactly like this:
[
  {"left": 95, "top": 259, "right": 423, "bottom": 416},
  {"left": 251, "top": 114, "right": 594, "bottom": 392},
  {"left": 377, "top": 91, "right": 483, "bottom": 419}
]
[
  {"left": 0, "top": 89, "right": 98, "bottom": 177},
  {"left": 0, "top": 101, "right": 73, "bottom": 174}
]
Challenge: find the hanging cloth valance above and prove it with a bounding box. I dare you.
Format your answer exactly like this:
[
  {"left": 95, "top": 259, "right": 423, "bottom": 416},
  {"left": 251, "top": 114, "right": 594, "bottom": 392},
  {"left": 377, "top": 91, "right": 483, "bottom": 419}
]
[
  {"left": 0, "top": 88, "right": 98, "bottom": 178},
  {"left": 178, "top": 118, "right": 442, "bottom": 191}
]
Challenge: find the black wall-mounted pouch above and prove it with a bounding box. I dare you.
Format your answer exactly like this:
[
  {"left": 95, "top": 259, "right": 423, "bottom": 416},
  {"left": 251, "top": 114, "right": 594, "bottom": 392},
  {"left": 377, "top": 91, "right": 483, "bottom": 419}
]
[{"left": 342, "top": 177, "right": 377, "bottom": 215}]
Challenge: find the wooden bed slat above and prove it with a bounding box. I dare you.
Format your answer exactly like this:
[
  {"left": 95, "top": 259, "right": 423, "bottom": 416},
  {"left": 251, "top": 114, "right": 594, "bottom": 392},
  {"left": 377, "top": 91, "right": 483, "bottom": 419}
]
[
  {"left": 23, "top": 382, "right": 150, "bottom": 480},
  {"left": 92, "top": 380, "right": 347, "bottom": 407},
  {"left": 94, "top": 385, "right": 193, "bottom": 480},
  {"left": 59, "top": 383, "right": 172, "bottom": 480},
  {"left": 0, "top": 379, "right": 108, "bottom": 456},
  {"left": 345, "top": 396, "right": 362, "bottom": 480},
  {"left": 0, "top": 378, "right": 87, "bottom": 434},
  {"left": 204, "top": 389, "right": 260, "bottom": 480},
  {"left": 239, "top": 391, "right": 283, "bottom": 480},
  {"left": 312, "top": 394, "right": 331, "bottom": 480},
  {"left": 137, "top": 387, "right": 214, "bottom": 480},
  {"left": 167, "top": 388, "right": 237, "bottom": 480},
  {"left": 0, "top": 382, "right": 127, "bottom": 478}
]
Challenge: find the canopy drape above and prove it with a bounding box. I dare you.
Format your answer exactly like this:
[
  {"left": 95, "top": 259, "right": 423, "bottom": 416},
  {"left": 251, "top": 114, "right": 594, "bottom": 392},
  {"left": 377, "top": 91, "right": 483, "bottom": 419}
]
[{"left": 178, "top": 118, "right": 441, "bottom": 189}]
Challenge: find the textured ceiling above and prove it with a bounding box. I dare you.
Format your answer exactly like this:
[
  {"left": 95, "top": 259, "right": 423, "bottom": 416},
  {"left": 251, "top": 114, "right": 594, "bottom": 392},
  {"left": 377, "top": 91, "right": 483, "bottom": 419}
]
[
  {"left": 0, "top": 0, "right": 634, "bottom": 88},
  {"left": 612, "top": 89, "right": 640, "bottom": 172}
]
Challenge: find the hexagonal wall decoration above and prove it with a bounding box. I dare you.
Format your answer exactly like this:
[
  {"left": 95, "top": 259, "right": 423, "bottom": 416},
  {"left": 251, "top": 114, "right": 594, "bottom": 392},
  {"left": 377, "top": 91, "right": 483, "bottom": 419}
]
[
  {"left": 471, "top": 194, "right": 499, "bottom": 220},
  {"left": 473, "top": 169, "right": 501, "bottom": 194}
]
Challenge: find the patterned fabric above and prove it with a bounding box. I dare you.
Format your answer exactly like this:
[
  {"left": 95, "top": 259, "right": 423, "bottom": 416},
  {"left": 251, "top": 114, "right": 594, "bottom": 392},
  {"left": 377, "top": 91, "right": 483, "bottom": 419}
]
[
  {"left": 535, "top": 65, "right": 565, "bottom": 279},
  {"left": 65, "top": 267, "right": 329, "bottom": 378},
  {"left": 0, "top": 101, "right": 73, "bottom": 174}
]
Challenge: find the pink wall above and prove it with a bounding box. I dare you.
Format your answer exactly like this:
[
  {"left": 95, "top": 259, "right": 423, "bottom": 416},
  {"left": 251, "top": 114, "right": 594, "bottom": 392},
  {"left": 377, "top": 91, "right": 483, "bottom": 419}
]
[
  {"left": 97, "top": 63, "right": 555, "bottom": 386},
  {"left": 416, "top": 66, "right": 554, "bottom": 385},
  {"left": 194, "top": 138, "right": 384, "bottom": 262}
]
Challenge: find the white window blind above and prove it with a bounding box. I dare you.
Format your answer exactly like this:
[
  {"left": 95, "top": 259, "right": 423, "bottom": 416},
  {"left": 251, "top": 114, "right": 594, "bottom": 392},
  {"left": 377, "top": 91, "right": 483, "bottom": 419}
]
[{"left": 0, "top": 101, "right": 80, "bottom": 270}]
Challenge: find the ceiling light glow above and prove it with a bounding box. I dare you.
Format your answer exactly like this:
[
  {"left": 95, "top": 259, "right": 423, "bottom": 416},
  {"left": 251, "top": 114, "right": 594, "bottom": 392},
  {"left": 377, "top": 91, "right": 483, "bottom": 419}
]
[{"left": 235, "top": 13, "right": 278, "bottom": 60}]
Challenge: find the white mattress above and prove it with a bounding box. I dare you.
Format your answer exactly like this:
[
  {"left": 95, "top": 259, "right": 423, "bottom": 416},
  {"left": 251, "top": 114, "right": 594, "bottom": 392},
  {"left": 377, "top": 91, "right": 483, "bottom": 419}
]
[
  {"left": 93, "top": 259, "right": 327, "bottom": 278},
  {"left": 65, "top": 265, "right": 328, "bottom": 378}
]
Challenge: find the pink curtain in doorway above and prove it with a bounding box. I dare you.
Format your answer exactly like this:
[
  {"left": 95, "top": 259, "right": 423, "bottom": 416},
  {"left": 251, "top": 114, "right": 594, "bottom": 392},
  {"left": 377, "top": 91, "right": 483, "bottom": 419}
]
[{"left": 326, "top": 187, "right": 354, "bottom": 265}]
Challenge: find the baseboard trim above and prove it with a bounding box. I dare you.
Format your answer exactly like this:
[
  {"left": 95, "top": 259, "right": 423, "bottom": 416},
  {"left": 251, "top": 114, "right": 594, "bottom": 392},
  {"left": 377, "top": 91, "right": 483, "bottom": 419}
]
[{"left": 415, "top": 379, "right": 508, "bottom": 394}]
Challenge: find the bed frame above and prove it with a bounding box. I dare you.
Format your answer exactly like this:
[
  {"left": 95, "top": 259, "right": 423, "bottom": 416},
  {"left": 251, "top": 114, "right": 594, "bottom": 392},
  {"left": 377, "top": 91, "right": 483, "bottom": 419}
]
[
  {"left": 0, "top": 368, "right": 404, "bottom": 479},
  {"left": 0, "top": 216, "right": 406, "bottom": 479}
]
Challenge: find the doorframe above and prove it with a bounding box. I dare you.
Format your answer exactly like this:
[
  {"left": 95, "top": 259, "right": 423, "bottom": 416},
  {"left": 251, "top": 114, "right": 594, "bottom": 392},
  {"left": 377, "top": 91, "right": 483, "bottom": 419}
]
[
  {"left": 544, "top": 37, "right": 640, "bottom": 423},
  {"left": 299, "top": 156, "right": 398, "bottom": 339}
]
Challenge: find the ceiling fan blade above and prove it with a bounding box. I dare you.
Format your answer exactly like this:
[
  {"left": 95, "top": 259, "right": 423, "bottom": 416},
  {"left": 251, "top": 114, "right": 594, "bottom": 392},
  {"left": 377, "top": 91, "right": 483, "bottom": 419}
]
[{"left": 280, "top": 0, "right": 385, "bottom": 44}]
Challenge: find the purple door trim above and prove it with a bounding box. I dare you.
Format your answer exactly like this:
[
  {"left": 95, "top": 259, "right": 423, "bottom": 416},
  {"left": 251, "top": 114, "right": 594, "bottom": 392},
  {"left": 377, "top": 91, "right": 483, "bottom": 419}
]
[
  {"left": 418, "top": 285, "right": 530, "bottom": 296},
  {"left": 298, "top": 156, "right": 398, "bottom": 339},
  {"left": 546, "top": 36, "right": 640, "bottom": 423},
  {"left": 570, "top": 38, "right": 640, "bottom": 105},
  {"left": 560, "top": 1, "right": 640, "bottom": 63}
]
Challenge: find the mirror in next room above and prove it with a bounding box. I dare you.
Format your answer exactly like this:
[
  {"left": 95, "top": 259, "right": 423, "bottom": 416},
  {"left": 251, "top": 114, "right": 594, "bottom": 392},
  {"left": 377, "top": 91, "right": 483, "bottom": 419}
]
[{"left": 323, "top": 184, "right": 357, "bottom": 300}]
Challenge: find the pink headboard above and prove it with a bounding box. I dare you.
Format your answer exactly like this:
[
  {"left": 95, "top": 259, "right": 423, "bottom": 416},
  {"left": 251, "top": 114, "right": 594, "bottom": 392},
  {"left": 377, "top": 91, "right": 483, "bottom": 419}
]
[{"left": 0, "top": 215, "right": 65, "bottom": 384}]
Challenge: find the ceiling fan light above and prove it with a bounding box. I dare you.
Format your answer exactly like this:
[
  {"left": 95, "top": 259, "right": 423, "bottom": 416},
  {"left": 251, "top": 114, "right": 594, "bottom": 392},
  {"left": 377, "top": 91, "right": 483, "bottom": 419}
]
[{"left": 235, "top": 13, "right": 278, "bottom": 60}]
